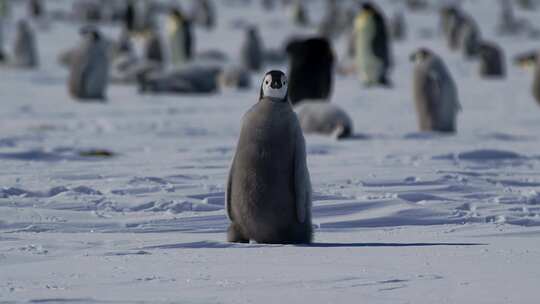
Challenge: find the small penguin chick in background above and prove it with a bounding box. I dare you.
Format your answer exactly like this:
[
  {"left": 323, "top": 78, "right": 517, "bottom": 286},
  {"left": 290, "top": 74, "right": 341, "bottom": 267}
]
[
  {"left": 295, "top": 101, "right": 353, "bottom": 140},
  {"left": 410, "top": 48, "right": 461, "bottom": 133},
  {"left": 68, "top": 26, "right": 109, "bottom": 101}
]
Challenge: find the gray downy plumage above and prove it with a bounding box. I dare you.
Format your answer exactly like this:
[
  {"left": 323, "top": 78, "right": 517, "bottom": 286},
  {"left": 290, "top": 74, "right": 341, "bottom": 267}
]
[
  {"left": 411, "top": 48, "right": 461, "bottom": 133},
  {"left": 68, "top": 29, "right": 109, "bottom": 101},
  {"left": 295, "top": 101, "right": 353, "bottom": 139},
  {"left": 226, "top": 71, "right": 312, "bottom": 244},
  {"left": 13, "top": 20, "right": 38, "bottom": 68}
]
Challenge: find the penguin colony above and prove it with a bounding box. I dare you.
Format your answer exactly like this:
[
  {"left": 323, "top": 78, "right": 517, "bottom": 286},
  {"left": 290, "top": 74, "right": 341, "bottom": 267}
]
[{"left": 0, "top": 0, "right": 539, "bottom": 244}]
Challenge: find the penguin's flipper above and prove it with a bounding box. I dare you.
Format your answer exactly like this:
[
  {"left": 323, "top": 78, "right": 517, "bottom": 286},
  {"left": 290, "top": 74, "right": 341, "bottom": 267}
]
[
  {"left": 225, "top": 156, "right": 236, "bottom": 221},
  {"left": 293, "top": 124, "right": 311, "bottom": 224}
]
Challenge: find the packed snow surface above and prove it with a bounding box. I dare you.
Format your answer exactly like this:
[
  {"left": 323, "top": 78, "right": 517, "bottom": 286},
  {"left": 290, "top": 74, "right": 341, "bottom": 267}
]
[{"left": 1, "top": 0, "right": 540, "bottom": 303}]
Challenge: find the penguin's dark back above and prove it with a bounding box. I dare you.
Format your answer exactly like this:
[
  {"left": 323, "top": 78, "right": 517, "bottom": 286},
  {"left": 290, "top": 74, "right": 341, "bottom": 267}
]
[
  {"left": 533, "top": 60, "right": 540, "bottom": 105},
  {"left": 372, "top": 10, "right": 392, "bottom": 69},
  {"left": 286, "top": 38, "right": 334, "bottom": 104}
]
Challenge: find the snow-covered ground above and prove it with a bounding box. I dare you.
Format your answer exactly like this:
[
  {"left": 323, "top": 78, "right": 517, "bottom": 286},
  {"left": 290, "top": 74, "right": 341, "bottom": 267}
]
[{"left": 1, "top": 0, "right": 540, "bottom": 303}]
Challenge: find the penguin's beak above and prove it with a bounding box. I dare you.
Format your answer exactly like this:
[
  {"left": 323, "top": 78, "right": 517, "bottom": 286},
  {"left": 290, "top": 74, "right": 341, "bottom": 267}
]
[{"left": 270, "top": 80, "right": 282, "bottom": 89}]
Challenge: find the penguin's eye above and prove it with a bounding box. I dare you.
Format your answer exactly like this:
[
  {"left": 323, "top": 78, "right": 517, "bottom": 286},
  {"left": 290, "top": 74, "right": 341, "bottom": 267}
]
[{"left": 265, "top": 81, "right": 269, "bottom": 85}]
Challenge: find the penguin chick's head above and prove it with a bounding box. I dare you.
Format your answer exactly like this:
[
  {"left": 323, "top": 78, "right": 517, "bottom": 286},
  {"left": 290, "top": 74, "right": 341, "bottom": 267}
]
[
  {"left": 410, "top": 48, "right": 433, "bottom": 64},
  {"left": 260, "top": 70, "right": 288, "bottom": 101}
]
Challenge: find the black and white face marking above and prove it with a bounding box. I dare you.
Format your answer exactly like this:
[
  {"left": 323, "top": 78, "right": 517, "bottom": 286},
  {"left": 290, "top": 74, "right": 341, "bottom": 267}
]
[
  {"left": 260, "top": 70, "right": 288, "bottom": 100},
  {"left": 410, "top": 48, "right": 432, "bottom": 64}
]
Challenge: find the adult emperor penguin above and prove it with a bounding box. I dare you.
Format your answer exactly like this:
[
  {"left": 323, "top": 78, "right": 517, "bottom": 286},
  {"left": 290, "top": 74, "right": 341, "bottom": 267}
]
[
  {"left": 286, "top": 37, "right": 334, "bottom": 105},
  {"left": 240, "top": 26, "right": 263, "bottom": 72},
  {"left": 226, "top": 70, "right": 313, "bottom": 244},
  {"left": 13, "top": 20, "right": 38, "bottom": 68},
  {"left": 68, "top": 27, "right": 109, "bottom": 101},
  {"left": 167, "top": 8, "right": 194, "bottom": 68},
  {"left": 295, "top": 101, "right": 353, "bottom": 139},
  {"left": 478, "top": 41, "right": 505, "bottom": 78},
  {"left": 410, "top": 48, "right": 461, "bottom": 133},
  {"left": 352, "top": 2, "right": 392, "bottom": 86}
]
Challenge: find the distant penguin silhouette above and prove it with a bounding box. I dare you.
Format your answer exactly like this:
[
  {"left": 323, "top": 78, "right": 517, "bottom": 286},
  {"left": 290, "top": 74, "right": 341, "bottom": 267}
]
[
  {"left": 192, "top": 0, "right": 215, "bottom": 30},
  {"left": 478, "top": 42, "right": 505, "bottom": 78},
  {"left": 352, "top": 2, "right": 392, "bottom": 86},
  {"left": 116, "top": 27, "right": 134, "bottom": 57},
  {"left": 318, "top": 0, "right": 345, "bottom": 39},
  {"left": 290, "top": 0, "right": 309, "bottom": 26},
  {"left": 13, "top": 20, "right": 38, "bottom": 68},
  {"left": 439, "top": 6, "right": 458, "bottom": 36},
  {"left": 410, "top": 48, "right": 461, "bottom": 133},
  {"left": 125, "top": 0, "right": 136, "bottom": 32},
  {"left": 167, "top": 8, "right": 194, "bottom": 68},
  {"left": 533, "top": 53, "right": 540, "bottom": 105},
  {"left": 28, "top": 0, "right": 44, "bottom": 19},
  {"left": 68, "top": 27, "right": 109, "bottom": 101},
  {"left": 286, "top": 37, "right": 334, "bottom": 105},
  {"left": 0, "top": 19, "right": 6, "bottom": 62},
  {"left": 295, "top": 101, "right": 353, "bottom": 139},
  {"left": 390, "top": 11, "right": 406, "bottom": 41},
  {"left": 498, "top": 0, "right": 520, "bottom": 35},
  {"left": 444, "top": 7, "right": 465, "bottom": 50},
  {"left": 240, "top": 26, "right": 263, "bottom": 72},
  {"left": 144, "top": 27, "right": 164, "bottom": 65},
  {"left": 226, "top": 70, "right": 312, "bottom": 244},
  {"left": 459, "top": 18, "right": 481, "bottom": 58}
]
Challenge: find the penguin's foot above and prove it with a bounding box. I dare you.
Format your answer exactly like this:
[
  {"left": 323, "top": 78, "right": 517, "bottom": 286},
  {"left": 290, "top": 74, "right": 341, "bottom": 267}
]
[{"left": 227, "top": 223, "right": 249, "bottom": 243}]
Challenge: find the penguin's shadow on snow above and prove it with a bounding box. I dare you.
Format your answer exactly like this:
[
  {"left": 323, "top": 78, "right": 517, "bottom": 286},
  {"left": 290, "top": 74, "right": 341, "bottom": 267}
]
[{"left": 141, "top": 241, "right": 486, "bottom": 250}]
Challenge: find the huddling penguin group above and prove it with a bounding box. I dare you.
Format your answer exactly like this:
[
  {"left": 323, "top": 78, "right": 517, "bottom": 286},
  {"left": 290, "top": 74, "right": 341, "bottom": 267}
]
[{"left": 1, "top": 0, "right": 540, "bottom": 244}]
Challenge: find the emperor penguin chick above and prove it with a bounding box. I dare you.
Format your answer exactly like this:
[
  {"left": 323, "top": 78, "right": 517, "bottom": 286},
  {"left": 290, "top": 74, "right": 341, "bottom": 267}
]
[
  {"left": 68, "top": 27, "right": 109, "bottom": 101},
  {"left": 410, "top": 48, "right": 461, "bottom": 133},
  {"left": 295, "top": 101, "right": 353, "bottom": 139},
  {"left": 226, "top": 70, "right": 313, "bottom": 244}
]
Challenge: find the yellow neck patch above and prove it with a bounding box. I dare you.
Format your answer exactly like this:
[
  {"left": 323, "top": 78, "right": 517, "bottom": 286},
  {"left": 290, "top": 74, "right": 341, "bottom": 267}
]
[{"left": 354, "top": 12, "right": 371, "bottom": 29}]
